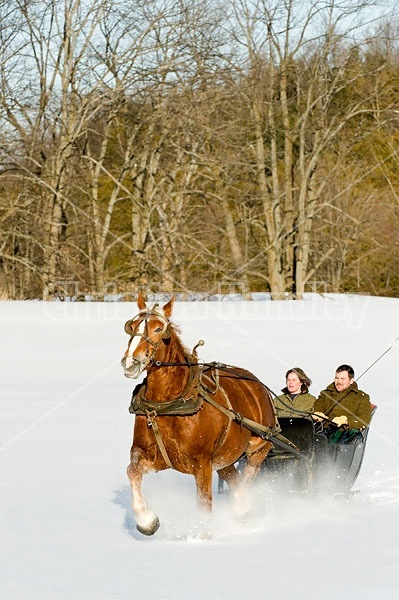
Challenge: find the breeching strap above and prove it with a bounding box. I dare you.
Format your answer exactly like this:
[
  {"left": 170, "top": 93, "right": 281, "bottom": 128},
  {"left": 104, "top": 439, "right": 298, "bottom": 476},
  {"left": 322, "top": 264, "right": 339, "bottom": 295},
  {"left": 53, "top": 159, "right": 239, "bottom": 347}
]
[{"left": 199, "top": 388, "right": 302, "bottom": 457}]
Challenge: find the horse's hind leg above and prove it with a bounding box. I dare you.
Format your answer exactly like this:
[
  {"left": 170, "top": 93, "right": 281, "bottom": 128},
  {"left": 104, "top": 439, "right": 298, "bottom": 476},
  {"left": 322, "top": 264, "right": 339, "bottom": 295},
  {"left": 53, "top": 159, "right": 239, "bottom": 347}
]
[
  {"left": 127, "top": 448, "right": 160, "bottom": 536},
  {"left": 217, "top": 464, "right": 241, "bottom": 492},
  {"left": 241, "top": 439, "right": 272, "bottom": 484},
  {"left": 232, "top": 440, "right": 272, "bottom": 517}
]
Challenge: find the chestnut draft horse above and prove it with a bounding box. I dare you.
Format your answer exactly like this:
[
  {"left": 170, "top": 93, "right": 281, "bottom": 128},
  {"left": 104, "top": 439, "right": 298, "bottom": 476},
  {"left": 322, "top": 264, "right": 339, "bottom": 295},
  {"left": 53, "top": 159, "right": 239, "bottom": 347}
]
[{"left": 121, "top": 293, "right": 279, "bottom": 536}]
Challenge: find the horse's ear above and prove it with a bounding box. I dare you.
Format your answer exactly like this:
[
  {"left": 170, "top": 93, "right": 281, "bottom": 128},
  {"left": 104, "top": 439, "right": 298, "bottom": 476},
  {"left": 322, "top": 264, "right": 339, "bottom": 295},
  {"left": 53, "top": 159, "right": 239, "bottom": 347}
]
[
  {"left": 137, "top": 291, "right": 147, "bottom": 311},
  {"left": 162, "top": 296, "right": 175, "bottom": 318}
]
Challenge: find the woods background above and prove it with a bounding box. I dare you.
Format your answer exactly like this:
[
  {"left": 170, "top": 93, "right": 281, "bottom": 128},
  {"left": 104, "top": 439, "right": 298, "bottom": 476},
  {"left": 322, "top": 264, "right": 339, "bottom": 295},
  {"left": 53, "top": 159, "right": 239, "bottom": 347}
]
[{"left": 1, "top": 0, "right": 399, "bottom": 300}]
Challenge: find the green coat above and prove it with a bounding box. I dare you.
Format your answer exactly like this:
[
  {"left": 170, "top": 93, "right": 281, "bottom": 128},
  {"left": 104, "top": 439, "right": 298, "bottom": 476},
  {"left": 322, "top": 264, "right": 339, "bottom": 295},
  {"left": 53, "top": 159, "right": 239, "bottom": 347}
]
[
  {"left": 314, "top": 382, "right": 372, "bottom": 429},
  {"left": 274, "top": 391, "right": 316, "bottom": 418}
]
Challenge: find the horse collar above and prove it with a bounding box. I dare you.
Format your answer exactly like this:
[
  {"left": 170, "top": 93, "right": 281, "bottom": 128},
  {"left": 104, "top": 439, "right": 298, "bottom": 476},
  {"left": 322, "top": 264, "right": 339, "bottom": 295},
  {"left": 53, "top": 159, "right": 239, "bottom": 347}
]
[{"left": 129, "top": 361, "right": 203, "bottom": 417}]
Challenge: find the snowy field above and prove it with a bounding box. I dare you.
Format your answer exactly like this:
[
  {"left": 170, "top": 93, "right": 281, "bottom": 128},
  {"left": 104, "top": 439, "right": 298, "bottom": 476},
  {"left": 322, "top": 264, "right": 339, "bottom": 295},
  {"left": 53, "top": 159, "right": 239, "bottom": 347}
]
[{"left": 1, "top": 294, "right": 399, "bottom": 600}]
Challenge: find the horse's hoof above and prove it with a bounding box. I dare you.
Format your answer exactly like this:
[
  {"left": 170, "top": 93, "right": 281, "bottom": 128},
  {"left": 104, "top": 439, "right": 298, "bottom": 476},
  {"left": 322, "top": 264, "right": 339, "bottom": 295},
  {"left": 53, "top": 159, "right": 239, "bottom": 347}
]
[
  {"left": 199, "top": 529, "right": 212, "bottom": 540},
  {"left": 136, "top": 516, "right": 160, "bottom": 536}
]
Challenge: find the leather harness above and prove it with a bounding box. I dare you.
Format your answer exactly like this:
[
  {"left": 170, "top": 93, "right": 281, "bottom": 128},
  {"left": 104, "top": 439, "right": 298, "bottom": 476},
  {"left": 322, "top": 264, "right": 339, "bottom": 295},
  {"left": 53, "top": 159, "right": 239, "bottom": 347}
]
[{"left": 129, "top": 359, "right": 300, "bottom": 468}]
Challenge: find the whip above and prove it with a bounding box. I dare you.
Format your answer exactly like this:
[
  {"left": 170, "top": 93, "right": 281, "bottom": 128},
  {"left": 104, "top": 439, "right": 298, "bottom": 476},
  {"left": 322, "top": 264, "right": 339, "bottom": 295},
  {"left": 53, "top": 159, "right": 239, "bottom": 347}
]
[{"left": 356, "top": 336, "right": 399, "bottom": 381}]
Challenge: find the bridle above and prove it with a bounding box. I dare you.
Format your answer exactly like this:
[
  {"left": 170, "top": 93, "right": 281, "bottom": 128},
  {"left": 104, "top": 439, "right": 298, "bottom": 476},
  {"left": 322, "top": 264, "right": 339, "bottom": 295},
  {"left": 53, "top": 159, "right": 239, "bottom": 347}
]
[{"left": 124, "top": 304, "right": 171, "bottom": 369}]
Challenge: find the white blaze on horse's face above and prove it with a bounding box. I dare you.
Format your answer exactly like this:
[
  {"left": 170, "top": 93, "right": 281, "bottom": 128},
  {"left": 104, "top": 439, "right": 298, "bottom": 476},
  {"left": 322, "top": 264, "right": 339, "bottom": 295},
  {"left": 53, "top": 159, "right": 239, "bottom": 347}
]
[{"left": 124, "top": 321, "right": 145, "bottom": 371}]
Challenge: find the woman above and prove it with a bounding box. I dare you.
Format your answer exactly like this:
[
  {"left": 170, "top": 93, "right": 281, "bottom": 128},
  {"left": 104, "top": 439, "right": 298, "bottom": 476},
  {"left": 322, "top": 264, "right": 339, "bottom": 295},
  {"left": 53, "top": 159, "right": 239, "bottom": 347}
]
[{"left": 274, "top": 367, "right": 315, "bottom": 418}]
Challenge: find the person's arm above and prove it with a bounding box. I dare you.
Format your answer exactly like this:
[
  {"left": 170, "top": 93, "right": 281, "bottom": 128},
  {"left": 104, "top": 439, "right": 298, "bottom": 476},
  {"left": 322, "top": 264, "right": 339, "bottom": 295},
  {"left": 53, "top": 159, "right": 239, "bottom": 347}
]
[
  {"left": 301, "top": 393, "right": 316, "bottom": 412},
  {"left": 312, "top": 392, "right": 330, "bottom": 421},
  {"left": 349, "top": 394, "right": 372, "bottom": 429},
  {"left": 314, "top": 391, "right": 329, "bottom": 415}
]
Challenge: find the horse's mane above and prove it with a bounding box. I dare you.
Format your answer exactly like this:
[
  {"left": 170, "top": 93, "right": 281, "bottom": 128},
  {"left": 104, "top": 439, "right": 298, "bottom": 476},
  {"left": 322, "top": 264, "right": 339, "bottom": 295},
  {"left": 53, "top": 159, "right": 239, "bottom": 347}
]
[{"left": 167, "top": 322, "right": 192, "bottom": 361}]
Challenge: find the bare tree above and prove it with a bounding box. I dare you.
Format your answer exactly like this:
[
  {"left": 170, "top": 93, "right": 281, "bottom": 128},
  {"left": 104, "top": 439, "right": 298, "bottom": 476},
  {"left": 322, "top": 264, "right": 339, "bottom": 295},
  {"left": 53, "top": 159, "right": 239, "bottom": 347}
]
[
  {"left": 0, "top": 0, "right": 107, "bottom": 298},
  {"left": 1, "top": 0, "right": 398, "bottom": 299},
  {"left": 221, "top": 0, "right": 386, "bottom": 298}
]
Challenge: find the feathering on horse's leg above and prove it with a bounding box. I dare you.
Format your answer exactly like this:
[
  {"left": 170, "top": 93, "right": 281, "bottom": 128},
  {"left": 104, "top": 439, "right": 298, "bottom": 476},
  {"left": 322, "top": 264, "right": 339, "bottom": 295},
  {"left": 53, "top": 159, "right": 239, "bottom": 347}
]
[{"left": 127, "top": 448, "right": 160, "bottom": 536}]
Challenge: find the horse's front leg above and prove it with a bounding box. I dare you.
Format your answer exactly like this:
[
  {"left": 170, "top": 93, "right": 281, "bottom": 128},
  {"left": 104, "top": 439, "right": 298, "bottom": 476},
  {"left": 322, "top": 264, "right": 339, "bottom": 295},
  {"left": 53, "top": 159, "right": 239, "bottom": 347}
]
[
  {"left": 127, "top": 447, "right": 160, "bottom": 536},
  {"left": 193, "top": 461, "right": 213, "bottom": 537},
  {"left": 194, "top": 461, "right": 213, "bottom": 510}
]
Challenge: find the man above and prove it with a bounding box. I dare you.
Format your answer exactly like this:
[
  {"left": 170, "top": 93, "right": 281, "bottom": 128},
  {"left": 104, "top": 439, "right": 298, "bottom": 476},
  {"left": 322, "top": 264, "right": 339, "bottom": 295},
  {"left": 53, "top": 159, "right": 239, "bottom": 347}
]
[{"left": 313, "top": 364, "right": 372, "bottom": 429}]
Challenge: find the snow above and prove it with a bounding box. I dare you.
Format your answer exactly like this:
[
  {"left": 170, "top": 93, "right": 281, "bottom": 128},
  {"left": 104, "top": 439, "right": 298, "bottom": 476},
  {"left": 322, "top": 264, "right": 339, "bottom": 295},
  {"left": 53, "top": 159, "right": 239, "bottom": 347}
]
[{"left": 1, "top": 294, "right": 399, "bottom": 599}]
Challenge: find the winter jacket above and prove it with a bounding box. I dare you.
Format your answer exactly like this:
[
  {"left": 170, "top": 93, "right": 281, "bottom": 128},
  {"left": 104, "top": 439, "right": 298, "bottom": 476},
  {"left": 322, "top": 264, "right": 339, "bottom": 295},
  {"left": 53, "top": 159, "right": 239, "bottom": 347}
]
[
  {"left": 274, "top": 390, "right": 316, "bottom": 418},
  {"left": 314, "top": 382, "right": 372, "bottom": 429}
]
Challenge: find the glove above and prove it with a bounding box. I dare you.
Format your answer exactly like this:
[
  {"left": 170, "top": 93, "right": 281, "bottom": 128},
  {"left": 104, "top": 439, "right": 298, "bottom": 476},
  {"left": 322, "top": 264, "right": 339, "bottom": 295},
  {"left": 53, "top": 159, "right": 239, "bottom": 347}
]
[
  {"left": 332, "top": 415, "right": 348, "bottom": 427},
  {"left": 312, "top": 412, "right": 328, "bottom": 421}
]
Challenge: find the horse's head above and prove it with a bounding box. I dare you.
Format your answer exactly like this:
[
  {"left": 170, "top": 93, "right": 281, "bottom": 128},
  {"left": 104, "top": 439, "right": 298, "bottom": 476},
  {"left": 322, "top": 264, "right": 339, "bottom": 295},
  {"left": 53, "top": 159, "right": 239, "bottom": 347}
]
[{"left": 121, "top": 293, "right": 175, "bottom": 378}]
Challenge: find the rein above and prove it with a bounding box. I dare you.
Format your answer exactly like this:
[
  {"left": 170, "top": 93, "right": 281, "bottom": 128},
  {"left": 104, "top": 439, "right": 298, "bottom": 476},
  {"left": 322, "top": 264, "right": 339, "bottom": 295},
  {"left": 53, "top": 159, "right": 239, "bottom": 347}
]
[{"left": 156, "top": 359, "right": 317, "bottom": 420}]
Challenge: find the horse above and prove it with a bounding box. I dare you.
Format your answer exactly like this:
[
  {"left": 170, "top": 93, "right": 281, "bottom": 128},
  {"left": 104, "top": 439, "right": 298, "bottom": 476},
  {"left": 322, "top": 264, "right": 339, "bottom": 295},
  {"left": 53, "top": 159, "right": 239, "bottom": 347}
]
[{"left": 121, "top": 293, "right": 278, "bottom": 536}]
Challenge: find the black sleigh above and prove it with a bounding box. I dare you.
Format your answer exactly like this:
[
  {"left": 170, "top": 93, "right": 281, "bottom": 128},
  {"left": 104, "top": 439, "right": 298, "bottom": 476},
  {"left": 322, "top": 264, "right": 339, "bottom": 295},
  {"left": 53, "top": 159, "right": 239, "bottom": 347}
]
[
  {"left": 256, "top": 405, "right": 377, "bottom": 493},
  {"left": 220, "top": 406, "right": 377, "bottom": 494}
]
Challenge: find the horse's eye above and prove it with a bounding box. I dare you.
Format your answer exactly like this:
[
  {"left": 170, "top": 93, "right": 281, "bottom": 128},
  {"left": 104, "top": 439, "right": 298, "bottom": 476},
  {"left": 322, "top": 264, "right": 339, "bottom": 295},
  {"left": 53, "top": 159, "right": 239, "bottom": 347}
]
[{"left": 155, "top": 327, "right": 162, "bottom": 333}]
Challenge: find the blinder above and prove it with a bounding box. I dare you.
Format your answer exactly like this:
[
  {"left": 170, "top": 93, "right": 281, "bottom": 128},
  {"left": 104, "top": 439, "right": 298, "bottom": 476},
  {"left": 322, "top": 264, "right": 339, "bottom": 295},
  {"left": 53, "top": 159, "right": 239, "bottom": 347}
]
[
  {"left": 124, "top": 319, "right": 134, "bottom": 335},
  {"left": 124, "top": 311, "right": 170, "bottom": 339},
  {"left": 162, "top": 323, "right": 172, "bottom": 339}
]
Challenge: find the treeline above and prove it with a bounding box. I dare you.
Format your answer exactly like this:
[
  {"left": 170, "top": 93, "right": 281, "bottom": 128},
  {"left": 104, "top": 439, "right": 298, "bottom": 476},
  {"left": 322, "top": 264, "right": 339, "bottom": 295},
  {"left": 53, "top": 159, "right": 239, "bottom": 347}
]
[{"left": 1, "top": 0, "right": 399, "bottom": 300}]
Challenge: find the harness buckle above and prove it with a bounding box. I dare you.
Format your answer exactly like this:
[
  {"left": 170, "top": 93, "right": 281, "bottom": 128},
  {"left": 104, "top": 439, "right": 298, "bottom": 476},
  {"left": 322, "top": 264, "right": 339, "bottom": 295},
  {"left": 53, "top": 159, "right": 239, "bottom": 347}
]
[{"left": 146, "top": 410, "right": 157, "bottom": 428}]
